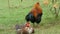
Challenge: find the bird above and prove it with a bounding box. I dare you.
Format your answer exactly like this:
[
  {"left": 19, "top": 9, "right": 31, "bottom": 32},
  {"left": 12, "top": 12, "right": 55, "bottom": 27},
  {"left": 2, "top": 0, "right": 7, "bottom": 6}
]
[
  {"left": 25, "top": 2, "right": 43, "bottom": 27},
  {"left": 15, "top": 23, "right": 34, "bottom": 34}
]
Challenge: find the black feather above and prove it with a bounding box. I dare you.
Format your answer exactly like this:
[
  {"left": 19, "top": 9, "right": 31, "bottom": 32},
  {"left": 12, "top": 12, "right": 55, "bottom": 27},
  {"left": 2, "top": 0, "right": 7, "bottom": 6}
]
[{"left": 25, "top": 12, "right": 42, "bottom": 24}]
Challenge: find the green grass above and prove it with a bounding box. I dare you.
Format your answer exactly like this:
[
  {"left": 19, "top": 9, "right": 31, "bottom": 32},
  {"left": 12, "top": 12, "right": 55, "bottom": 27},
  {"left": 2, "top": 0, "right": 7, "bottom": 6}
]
[{"left": 0, "top": 0, "right": 60, "bottom": 34}]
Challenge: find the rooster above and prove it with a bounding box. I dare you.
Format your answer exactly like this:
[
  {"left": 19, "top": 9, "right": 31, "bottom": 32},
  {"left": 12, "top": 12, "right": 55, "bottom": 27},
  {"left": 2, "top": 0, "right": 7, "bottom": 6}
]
[{"left": 25, "top": 2, "right": 43, "bottom": 27}]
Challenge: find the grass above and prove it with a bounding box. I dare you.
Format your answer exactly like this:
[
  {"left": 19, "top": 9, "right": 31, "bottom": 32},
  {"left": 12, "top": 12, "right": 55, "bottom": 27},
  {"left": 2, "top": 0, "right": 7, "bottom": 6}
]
[{"left": 0, "top": 0, "right": 60, "bottom": 34}]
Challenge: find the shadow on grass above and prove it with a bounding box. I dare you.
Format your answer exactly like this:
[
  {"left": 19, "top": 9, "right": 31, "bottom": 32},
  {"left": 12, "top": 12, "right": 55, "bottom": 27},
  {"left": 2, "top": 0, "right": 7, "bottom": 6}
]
[
  {"left": 0, "top": 29, "right": 5, "bottom": 32},
  {"left": 40, "top": 17, "right": 60, "bottom": 29}
]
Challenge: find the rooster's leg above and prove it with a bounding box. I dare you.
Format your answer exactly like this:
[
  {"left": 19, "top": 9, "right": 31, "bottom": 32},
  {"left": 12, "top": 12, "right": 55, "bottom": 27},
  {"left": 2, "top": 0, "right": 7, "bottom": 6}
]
[
  {"left": 37, "top": 23, "right": 40, "bottom": 28},
  {"left": 33, "top": 23, "right": 35, "bottom": 27}
]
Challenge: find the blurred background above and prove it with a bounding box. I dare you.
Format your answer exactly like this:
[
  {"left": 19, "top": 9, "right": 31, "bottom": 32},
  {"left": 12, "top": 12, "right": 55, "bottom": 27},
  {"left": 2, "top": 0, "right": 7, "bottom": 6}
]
[{"left": 0, "top": 0, "right": 60, "bottom": 34}]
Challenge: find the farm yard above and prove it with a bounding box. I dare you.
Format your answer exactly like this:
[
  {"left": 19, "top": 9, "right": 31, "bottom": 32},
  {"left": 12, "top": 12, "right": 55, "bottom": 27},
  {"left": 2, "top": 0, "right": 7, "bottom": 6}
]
[{"left": 0, "top": 0, "right": 60, "bottom": 34}]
